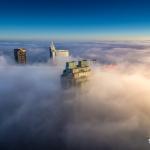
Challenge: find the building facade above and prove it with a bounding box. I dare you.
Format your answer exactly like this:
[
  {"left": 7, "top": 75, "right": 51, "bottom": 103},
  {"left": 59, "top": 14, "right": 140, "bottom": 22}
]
[
  {"left": 14, "top": 48, "right": 26, "bottom": 64},
  {"left": 49, "top": 41, "right": 69, "bottom": 58},
  {"left": 61, "top": 60, "right": 91, "bottom": 88}
]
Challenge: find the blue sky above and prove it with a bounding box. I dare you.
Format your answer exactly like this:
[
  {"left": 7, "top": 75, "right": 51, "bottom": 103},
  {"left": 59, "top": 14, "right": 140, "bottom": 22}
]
[{"left": 1, "top": 0, "right": 150, "bottom": 40}]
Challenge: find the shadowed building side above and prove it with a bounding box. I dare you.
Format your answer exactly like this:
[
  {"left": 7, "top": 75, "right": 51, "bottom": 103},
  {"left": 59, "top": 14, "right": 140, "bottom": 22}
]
[{"left": 14, "top": 48, "right": 26, "bottom": 64}]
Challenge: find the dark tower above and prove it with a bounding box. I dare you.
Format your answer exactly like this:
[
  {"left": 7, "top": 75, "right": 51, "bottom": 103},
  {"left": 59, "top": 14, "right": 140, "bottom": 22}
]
[{"left": 14, "top": 48, "right": 26, "bottom": 64}]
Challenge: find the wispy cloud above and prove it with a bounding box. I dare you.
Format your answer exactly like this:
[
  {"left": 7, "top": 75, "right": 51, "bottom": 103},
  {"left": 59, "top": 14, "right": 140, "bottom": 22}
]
[{"left": 1, "top": 40, "right": 150, "bottom": 149}]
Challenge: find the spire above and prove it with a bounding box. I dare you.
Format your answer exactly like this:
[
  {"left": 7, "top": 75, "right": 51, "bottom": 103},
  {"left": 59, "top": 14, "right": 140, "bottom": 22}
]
[{"left": 50, "top": 41, "right": 56, "bottom": 51}]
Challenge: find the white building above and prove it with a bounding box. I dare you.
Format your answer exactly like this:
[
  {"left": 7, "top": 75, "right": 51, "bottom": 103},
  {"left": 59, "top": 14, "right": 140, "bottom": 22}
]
[{"left": 49, "top": 41, "right": 69, "bottom": 58}]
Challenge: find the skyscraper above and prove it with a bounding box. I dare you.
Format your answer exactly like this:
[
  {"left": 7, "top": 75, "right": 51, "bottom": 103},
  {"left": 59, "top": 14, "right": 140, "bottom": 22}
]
[
  {"left": 61, "top": 60, "right": 91, "bottom": 88},
  {"left": 14, "top": 48, "right": 26, "bottom": 64},
  {"left": 49, "top": 41, "right": 69, "bottom": 58},
  {"left": 49, "top": 41, "right": 57, "bottom": 58}
]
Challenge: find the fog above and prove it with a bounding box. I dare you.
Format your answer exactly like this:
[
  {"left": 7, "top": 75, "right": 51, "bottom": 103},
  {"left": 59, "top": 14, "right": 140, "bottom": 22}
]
[{"left": 1, "top": 41, "right": 150, "bottom": 150}]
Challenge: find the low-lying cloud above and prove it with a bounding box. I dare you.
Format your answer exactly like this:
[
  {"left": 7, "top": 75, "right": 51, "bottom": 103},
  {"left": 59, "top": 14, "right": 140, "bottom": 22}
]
[{"left": 1, "top": 40, "right": 150, "bottom": 150}]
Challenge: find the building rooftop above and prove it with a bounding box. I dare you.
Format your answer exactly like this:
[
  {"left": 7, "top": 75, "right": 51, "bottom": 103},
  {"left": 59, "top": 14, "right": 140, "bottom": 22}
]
[
  {"left": 49, "top": 41, "right": 69, "bottom": 58},
  {"left": 58, "top": 50, "right": 69, "bottom": 52},
  {"left": 61, "top": 60, "right": 91, "bottom": 78},
  {"left": 61, "top": 60, "right": 91, "bottom": 87},
  {"left": 15, "top": 48, "right": 26, "bottom": 52}
]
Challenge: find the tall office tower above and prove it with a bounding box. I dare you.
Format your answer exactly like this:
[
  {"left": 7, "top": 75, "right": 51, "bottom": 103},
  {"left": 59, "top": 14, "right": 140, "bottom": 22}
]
[
  {"left": 14, "top": 48, "right": 26, "bottom": 64},
  {"left": 49, "top": 41, "right": 69, "bottom": 58},
  {"left": 49, "top": 41, "right": 57, "bottom": 58},
  {"left": 61, "top": 60, "right": 91, "bottom": 88}
]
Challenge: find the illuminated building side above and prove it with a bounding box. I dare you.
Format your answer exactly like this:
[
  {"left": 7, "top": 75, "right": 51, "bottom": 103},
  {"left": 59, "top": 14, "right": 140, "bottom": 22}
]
[
  {"left": 49, "top": 41, "right": 57, "bottom": 58},
  {"left": 61, "top": 60, "right": 91, "bottom": 88},
  {"left": 49, "top": 41, "right": 69, "bottom": 58},
  {"left": 56, "top": 50, "right": 69, "bottom": 57},
  {"left": 14, "top": 48, "right": 26, "bottom": 64}
]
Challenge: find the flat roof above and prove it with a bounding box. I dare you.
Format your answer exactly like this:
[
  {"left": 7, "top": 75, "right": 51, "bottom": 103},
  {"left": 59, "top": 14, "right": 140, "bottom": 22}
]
[
  {"left": 14, "top": 48, "right": 26, "bottom": 52},
  {"left": 57, "top": 50, "right": 69, "bottom": 52}
]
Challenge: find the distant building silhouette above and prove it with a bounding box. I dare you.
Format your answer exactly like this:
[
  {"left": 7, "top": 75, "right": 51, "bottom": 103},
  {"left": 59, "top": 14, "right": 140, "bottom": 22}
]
[
  {"left": 49, "top": 41, "right": 69, "bottom": 58},
  {"left": 14, "top": 48, "right": 26, "bottom": 64}
]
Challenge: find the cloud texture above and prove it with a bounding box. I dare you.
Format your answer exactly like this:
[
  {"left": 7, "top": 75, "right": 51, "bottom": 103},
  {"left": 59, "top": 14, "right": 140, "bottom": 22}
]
[{"left": 1, "top": 40, "right": 150, "bottom": 150}]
